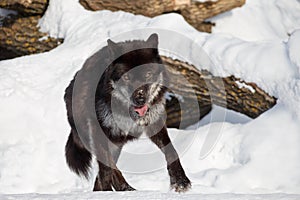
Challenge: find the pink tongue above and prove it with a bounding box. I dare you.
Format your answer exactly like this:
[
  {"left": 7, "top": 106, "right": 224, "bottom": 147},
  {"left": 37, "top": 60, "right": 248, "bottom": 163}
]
[{"left": 134, "top": 105, "right": 148, "bottom": 116}]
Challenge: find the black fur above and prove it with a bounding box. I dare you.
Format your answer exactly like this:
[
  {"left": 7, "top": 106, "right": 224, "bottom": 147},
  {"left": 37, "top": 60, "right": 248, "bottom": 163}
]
[
  {"left": 64, "top": 33, "right": 191, "bottom": 192},
  {"left": 65, "top": 131, "right": 92, "bottom": 178}
]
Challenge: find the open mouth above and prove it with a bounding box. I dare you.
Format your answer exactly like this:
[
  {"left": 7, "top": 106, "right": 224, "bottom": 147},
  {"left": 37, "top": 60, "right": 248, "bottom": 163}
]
[{"left": 133, "top": 104, "right": 149, "bottom": 117}]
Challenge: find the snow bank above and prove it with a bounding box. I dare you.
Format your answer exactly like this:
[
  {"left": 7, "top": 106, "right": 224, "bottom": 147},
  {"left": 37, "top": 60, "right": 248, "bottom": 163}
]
[
  {"left": 0, "top": 0, "right": 300, "bottom": 198},
  {"left": 288, "top": 29, "right": 300, "bottom": 74},
  {"left": 210, "top": 0, "right": 300, "bottom": 41}
]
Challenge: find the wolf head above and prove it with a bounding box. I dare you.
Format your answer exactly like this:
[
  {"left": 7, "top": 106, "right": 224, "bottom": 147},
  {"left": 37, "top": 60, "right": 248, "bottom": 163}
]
[{"left": 106, "top": 34, "right": 167, "bottom": 125}]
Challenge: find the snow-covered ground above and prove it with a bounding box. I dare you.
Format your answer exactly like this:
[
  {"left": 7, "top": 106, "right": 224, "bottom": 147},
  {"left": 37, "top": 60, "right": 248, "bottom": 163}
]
[
  {"left": 1, "top": 191, "right": 300, "bottom": 200},
  {"left": 0, "top": 0, "right": 300, "bottom": 199}
]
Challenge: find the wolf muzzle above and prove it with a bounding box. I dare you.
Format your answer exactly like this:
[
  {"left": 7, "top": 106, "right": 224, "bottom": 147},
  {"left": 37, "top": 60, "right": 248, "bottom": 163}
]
[{"left": 132, "top": 88, "right": 148, "bottom": 117}]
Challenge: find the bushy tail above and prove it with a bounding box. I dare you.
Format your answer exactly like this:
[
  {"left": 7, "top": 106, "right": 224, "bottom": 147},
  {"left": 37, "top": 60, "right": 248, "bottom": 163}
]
[{"left": 65, "top": 132, "right": 92, "bottom": 179}]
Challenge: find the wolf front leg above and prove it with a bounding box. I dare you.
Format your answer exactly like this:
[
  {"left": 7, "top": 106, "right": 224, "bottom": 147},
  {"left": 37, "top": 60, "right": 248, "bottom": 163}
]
[
  {"left": 109, "top": 143, "right": 136, "bottom": 191},
  {"left": 93, "top": 162, "right": 135, "bottom": 191},
  {"left": 93, "top": 142, "right": 135, "bottom": 191},
  {"left": 147, "top": 124, "right": 191, "bottom": 192},
  {"left": 93, "top": 160, "right": 114, "bottom": 191}
]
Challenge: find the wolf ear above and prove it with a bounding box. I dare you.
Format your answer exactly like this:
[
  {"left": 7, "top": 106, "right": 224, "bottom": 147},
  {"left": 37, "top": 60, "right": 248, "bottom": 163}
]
[
  {"left": 107, "top": 39, "right": 117, "bottom": 47},
  {"left": 146, "top": 33, "right": 158, "bottom": 48},
  {"left": 107, "top": 39, "right": 119, "bottom": 57}
]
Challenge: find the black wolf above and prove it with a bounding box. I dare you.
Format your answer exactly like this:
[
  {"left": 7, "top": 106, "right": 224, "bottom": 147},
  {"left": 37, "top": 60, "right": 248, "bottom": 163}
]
[{"left": 64, "top": 33, "right": 191, "bottom": 192}]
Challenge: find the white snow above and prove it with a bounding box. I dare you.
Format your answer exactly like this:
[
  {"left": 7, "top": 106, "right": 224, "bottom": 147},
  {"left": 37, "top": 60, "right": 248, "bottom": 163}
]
[
  {"left": 1, "top": 0, "right": 300, "bottom": 199},
  {"left": 0, "top": 8, "right": 17, "bottom": 26},
  {"left": 210, "top": 0, "right": 300, "bottom": 41},
  {"left": 165, "top": 92, "right": 184, "bottom": 102},
  {"left": 0, "top": 8, "right": 17, "bottom": 17},
  {"left": 0, "top": 192, "right": 299, "bottom": 200},
  {"left": 288, "top": 29, "right": 300, "bottom": 75},
  {"left": 235, "top": 80, "right": 255, "bottom": 93}
]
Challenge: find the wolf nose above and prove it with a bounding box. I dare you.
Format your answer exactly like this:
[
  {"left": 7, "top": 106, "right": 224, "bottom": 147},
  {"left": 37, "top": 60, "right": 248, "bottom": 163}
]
[
  {"left": 133, "top": 89, "right": 146, "bottom": 106},
  {"left": 135, "top": 96, "right": 145, "bottom": 106}
]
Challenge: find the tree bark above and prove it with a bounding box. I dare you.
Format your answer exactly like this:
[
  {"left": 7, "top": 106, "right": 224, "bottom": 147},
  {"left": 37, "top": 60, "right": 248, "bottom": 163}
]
[
  {"left": 181, "top": 0, "right": 245, "bottom": 29},
  {"left": 162, "top": 56, "right": 276, "bottom": 128},
  {"left": 0, "top": 0, "right": 48, "bottom": 15},
  {"left": 79, "top": 0, "right": 190, "bottom": 17},
  {"left": 78, "top": 0, "right": 245, "bottom": 32},
  {"left": 0, "top": 15, "right": 62, "bottom": 56}
]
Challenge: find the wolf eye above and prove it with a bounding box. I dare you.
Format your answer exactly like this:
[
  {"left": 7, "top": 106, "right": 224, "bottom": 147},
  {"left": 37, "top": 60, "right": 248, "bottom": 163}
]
[
  {"left": 145, "top": 71, "right": 152, "bottom": 78},
  {"left": 123, "top": 74, "right": 130, "bottom": 81}
]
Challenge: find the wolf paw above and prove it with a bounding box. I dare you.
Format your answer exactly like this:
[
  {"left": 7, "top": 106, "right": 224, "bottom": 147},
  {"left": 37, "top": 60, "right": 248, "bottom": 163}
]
[
  {"left": 116, "top": 184, "right": 136, "bottom": 191},
  {"left": 124, "top": 185, "right": 136, "bottom": 191},
  {"left": 170, "top": 177, "right": 191, "bottom": 193}
]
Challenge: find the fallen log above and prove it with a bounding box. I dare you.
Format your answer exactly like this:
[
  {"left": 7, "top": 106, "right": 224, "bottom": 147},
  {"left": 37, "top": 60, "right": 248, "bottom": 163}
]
[
  {"left": 0, "top": 0, "right": 48, "bottom": 15},
  {"left": 79, "top": 0, "right": 190, "bottom": 17},
  {"left": 0, "top": 15, "right": 62, "bottom": 56},
  {"left": 181, "top": 0, "right": 245, "bottom": 29},
  {"left": 79, "top": 0, "right": 245, "bottom": 32},
  {"left": 162, "top": 56, "right": 276, "bottom": 128}
]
